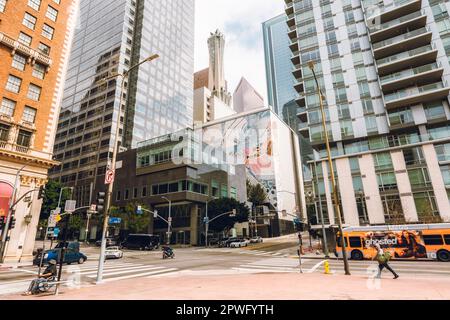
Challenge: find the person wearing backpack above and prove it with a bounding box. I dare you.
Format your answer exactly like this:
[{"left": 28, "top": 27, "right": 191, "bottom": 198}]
[{"left": 373, "top": 244, "right": 399, "bottom": 279}]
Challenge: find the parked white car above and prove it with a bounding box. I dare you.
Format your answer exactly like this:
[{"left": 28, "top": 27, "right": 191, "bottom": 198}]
[
  {"left": 250, "top": 236, "right": 263, "bottom": 244},
  {"left": 105, "top": 246, "right": 123, "bottom": 259},
  {"left": 230, "top": 239, "right": 249, "bottom": 248}
]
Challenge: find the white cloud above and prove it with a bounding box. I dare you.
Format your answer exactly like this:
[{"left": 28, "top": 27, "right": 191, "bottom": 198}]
[{"left": 194, "top": 0, "right": 284, "bottom": 102}]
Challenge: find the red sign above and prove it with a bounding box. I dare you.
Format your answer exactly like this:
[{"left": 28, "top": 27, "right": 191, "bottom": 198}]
[{"left": 105, "top": 170, "right": 115, "bottom": 185}]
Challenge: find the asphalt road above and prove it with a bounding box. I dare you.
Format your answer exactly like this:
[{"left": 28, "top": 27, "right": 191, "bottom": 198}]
[{"left": 1, "top": 240, "right": 449, "bottom": 297}]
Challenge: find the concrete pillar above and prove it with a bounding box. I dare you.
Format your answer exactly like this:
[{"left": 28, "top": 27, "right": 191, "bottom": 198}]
[
  {"left": 190, "top": 204, "right": 199, "bottom": 246},
  {"left": 321, "top": 162, "right": 336, "bottom": 225},
  {"left": 335, "top": 158, "right": 360, "bottom": 226},
  {"left": 359, "top": 154, "right": 385, "bottom": 224},
  {"left": 391, "top": 150, "right": 419, "bottom": 223},
  {"left": 423, "top": 144, "right": 450, "bottom": 222}
]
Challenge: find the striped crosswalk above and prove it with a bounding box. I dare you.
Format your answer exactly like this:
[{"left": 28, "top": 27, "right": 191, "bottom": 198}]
[
  {"left": 200, "top": 248, "right": 291, "bottom": 258},
  {"left": 0, "top": 260, "right": 179, "bottom": 295}
]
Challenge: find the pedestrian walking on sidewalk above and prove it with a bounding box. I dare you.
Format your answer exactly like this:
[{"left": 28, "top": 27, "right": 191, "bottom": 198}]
[{"left": 373, "top": 244, "right": 399, "bottom": 279}]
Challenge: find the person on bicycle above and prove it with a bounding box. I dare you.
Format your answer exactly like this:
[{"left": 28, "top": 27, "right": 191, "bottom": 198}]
[{"left": 24, "top": 259, "right": 58, "bottom": 295}]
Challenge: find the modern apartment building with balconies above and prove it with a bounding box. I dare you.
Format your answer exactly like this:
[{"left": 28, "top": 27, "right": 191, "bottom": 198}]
[
  {"left": 0, "top": 0, "right": 78, "bottom": 262},
  {"left": 284, "top": 0, "right": 450, "bottom": 228}
]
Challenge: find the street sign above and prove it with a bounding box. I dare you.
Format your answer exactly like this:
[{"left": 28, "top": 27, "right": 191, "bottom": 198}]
[
  {"left": 90, "top": 204, "right": 97, "bottom": 212},
  {"left": 64, "top": 200, "right": 77, "bottom": 213},
  {"left": 282, "top": 210, "right": 287, "bottom": 217},
  {"left": 48, "top": 211, "right": 61, "bottom": 228},
  {"left": 53, "top": 227, "right": 60, "bottom": 237},
  {"left": 105, "top": 169, "right": 115, "bottom": 185},
  {"left": 203, "top": 217, "right": 209, "bottom": 224},
  {"left": 109, "top": 217, "right": 122, "bottom": 224},
  {"left": 136, "top": 206, "right": 143, "bottom": 215},
  {"left": 153, "top": 210, "right": 158, "bottom": 219},
  {"left": 168, "top": 217, "right": 172, "bottom": 223}
]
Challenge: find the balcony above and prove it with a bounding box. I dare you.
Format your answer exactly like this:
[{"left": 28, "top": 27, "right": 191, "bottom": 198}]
[
  {"left": 291, "top": 51, "right": 300, "bottom": 66},
  {"left": 292, "top": 64, "right": 302, "bottom": 79},
  {"left": 0, "top": 32, "right": 52, "bottom": 67},
  {"left": 288, "top": 27, "right": 297, "bottom": 40},
  {"left": 286, "top": 13, "right": 295, "bottom": 28},
  {"left": 295, "top": 95, "right": 306, "bottom": 108},
  {"left": 285, "top": 1, "right": 294, "bottom": 16},
  {"left": 366, "top": 0, "right": 422, "bottom": 29},
  {"left": 0, "top": 141, "right": 31, "bottom": 154},
  {"left": 384, "top": 82, "right": 450, "bottom": 109},
  {"left": 376, "top": 45, "right": 438, "bottom": 77},
  {"left": 370, "top": 11, "right": 426, "bottom": 43},
  {"left": 289, "top": 40, "right": 299, "bottom": 53},
  {"left": 373, "top": 27, "right": 432, "bottom": 60},
  {"left": 380, "top": 62, "right": 444, "bottom": 92},
  {"left": 294, "top": 80, "right": 304, "bottom": 94}
]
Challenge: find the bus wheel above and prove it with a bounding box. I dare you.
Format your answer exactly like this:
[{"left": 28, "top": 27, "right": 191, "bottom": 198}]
[
  {"left": 351, "top": 250, "right": 363, "bottom": 261},
  {"left": 437, "top": 250, "right": 450, "bottom": 262}
]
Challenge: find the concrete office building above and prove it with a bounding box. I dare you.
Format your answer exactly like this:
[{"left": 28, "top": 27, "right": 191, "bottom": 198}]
[
  {"left": 112, "top": 107, "right": 307, "bottom": 242},
  {"left": 50, "top": 0, "right": 195, "bottom": 210},
  {"left": 284, "top": 0, "right": 450, "bottom": 228},
  {"left": 0, "top": 0, "right": 78, "bottom": 262}
]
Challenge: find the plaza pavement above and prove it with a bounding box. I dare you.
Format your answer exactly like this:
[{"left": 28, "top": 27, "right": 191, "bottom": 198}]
[{"left": 4, "top": 272, "right": 450, "bottom": 300}]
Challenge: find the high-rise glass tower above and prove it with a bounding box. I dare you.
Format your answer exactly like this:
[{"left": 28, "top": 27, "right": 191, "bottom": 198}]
[
  {"left": 285, "top": 0, "right": 450, "bottom": 227},
  {"left": 50, "top": 0, "right": 195, "bottom": 206}
]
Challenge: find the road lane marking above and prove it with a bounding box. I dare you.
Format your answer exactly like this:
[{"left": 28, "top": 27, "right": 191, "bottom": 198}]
[
  {"left": 84, "top": 266, "right": 163, "bottom": 277},
  {"left": 100, "top": 268, "right": 178, "bottom": 282}
]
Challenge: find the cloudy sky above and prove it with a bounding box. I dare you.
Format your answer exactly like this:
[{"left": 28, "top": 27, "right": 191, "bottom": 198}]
[{"left": 194, "top": 0, "right": 284, "bottom": 103}]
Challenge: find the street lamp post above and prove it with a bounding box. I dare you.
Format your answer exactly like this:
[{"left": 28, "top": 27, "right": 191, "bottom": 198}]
[
  {"left": 96, "top": 54, "right": 159, "bottom": 284},
  {"left": 204, "top": 198, "right": 216, "bottom": 247},
  {"left": 308, "top": 61, "right": 351, "bottom": 275},
  {"left": 161, "top": 196, "right": 172, "bottom": 245}
]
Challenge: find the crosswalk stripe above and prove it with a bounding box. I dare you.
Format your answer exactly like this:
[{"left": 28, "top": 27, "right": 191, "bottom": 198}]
[
  {"left": 240, "top": 265, "right": 299, "bottom": 271},
  {"left": 232, "top": 267, "right": 297, "bottom": 273},
  {"left": 101, "top": 268, "right": 178, "bottom": 282},
  {"left": 70, "top": 263, "right": 141, "bottom": 272},
  {"left": 84, "top": 266, "right": 162, "bottom": 277}
]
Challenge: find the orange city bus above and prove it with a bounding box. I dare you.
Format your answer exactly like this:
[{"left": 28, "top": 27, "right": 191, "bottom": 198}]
[{"left": 335, "top": 223, "right": 450, "bottom": 262}]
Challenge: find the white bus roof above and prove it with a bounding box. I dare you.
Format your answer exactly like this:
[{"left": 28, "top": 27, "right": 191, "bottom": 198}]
[{"left": 343, "top": 223, "right": 450, "bottom": 233}]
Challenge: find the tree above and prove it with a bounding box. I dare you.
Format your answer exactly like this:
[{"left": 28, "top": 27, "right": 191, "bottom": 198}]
[
  {"left": 110, "top": 203, "right": 150, "bottom": 233},
  {"left": 40, "top": 180, "right": 72, "bottom": 220},
  {"left": 207, "top": 198, "right": 249, "bottom": 232},
  {"left": 246, "top": 180, "right": 268, "bottom": 206},
  {"left": 418, "top": 201, "right": 443, "bottom": 224}
]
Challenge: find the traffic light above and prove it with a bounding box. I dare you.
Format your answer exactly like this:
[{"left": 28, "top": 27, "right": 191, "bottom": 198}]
[
  {"left": 0, "top": 217, "right": 5, "bottom": 230},
  {"left": 9, "top": 216, "right": 16, "bottom": 230},
  {"left": 37, "top": 185, "right": 45, "bottom": 200},
  {"left": 293, "top": 217, "right": 306, "bottom": 232},
  {"left": 96, "top": 192, "right": 106, "bottom": 213}
]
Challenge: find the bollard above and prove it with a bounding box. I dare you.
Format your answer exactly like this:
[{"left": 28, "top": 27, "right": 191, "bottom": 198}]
[{"left": 324, "top": 260, "right": 331, "bottom": 275}]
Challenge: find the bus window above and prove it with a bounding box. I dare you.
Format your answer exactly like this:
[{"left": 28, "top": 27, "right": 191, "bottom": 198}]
[
  {"left": 444, "top": 235, "right": 450, "bottom": 245},
  {"left": 336, "top": 237, "right": 348, "bottom": 248},
  {"left": 423, "top": 235, "right": 444, "bottom": 246},
  {"left": 349, "top": 237, "right": 362, "bottom": 248}
]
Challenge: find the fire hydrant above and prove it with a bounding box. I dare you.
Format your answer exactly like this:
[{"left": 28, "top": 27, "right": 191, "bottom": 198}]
[{"left": 324, "top": 260, "right": 331, "bottom": 275}]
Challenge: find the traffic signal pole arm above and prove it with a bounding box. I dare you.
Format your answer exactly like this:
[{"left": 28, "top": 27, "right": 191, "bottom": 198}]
[
  {"left": 206, "top": 210, "right": 237, "bottom": 224},
  {"left": 140, "top": 208, "right": 170, "bottom": 225}
]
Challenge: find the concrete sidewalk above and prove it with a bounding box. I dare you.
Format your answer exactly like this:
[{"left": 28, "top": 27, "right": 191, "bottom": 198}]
[{"left": 4, "top": 272, "right": 450, "bottom": 300}]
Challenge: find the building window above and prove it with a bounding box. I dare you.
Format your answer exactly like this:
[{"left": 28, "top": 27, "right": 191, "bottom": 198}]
[
  {"left": 142, "top": 186, "right": 147, "bottom": 197},
  {"left": 377, "top": 172, "right": 397, "bottom": 192},
  {"left": 27, "top": 84, "right": 41, "bottom": 101},
  {"left": 32, "top": 63, "right": 46, "bottom": 79},
  {"left": 124, "top": 189, "right": 129, "bottom": 200},
  {"left": 221, "top": 185, "right": 228, "bottom": 198},
  {"left": 436, "top": 143, "right": 450, "bottom": 162},
  {"left": 116, "top": 190, "right": 121, "bottom": 201},
  {"left": 38, "top": 42, "right": 51, "bottom": 55},
  {"left": 16, "top": 129, "right": 32, "bottom": 147},
  {"left": 0, "top": 0, "right": 6, "bottom": 12},
  {"left": 230, "top": 187, "right": 237, "bottom": 200},
  {"left": 53, "top": 0, "right": 60, "bottom": 4},
  {"left": 5, "top": 75, "right": 22, "bottom": 93},
  {"left": 0, "top": 98, "right": 16, "bottom": 117},
  {"left": 414, "top": 192, "right": 439, "bottom": 220},
  {"left": 42, "top": 24, "right": 55, "bottom": 40},
  {"left": 46, "top": 5, "right": 58, "bottom": 21},
  {"left": 403, "top": 147, "right": 425, "bottom": 166},
  {"left": 0, "top": 123, "right": 10, "bottom": 141},
  {"left": 12, "top": 54, "right": 27, "bottom": 71},
  {"left": 382, "top": 195, "right": 404, "bottom": 224},
  {"left": 408, "top": 168, "right": 431, "bottom": 189},
  {"left": 23, "top": 12, "right": 37, "bottom": 30},
  {"left": 374, "top": 152, "right": 393, "bottom": 170},
  {"left": 28, "top": 0, "right": 41, "bottom": 11},
  {"left": 133, "top": 188, "right": 138, "bottom": 198},
  {"left": 22, "top": 106, "right": 37, "bottom": 123},
  {"left": 18, "top": 32, "right": 32, "bottom": 46}
]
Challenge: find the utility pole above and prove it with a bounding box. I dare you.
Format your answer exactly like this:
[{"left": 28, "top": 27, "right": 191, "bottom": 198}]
[
  {"left": 309, "top": 61, "right": 350, "bottom": 275},
  {"left": 96, "top": 54, "right": 159, "bottom": 284}
]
